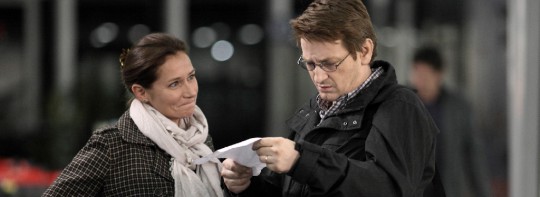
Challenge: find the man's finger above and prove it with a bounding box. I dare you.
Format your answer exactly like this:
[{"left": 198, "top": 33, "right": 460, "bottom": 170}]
[
  {"left": 252, "top": 139, "right": 264, "bottom": 150},
  {"left": 253, "top": 138, "right": 277, "bottom": 150}
]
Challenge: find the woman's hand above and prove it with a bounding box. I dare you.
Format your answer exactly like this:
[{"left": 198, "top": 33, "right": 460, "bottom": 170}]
[{"left": 221, "top": 159, "right": 253, "bottom": 194}]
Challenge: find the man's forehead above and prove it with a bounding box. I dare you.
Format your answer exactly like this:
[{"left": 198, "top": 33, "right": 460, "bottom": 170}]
[{"left": 300, "top": 39, "right": 346, "bottom": 60}]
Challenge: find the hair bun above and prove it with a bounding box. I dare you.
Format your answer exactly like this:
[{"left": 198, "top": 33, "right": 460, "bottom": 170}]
[{"left": 119, "top": 48, "right": 130, "bottom": 69}]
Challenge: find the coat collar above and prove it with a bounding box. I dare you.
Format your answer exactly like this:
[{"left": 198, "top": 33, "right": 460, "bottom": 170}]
[
  {"left": 114, "top": 110, "right": 174, "bottom": 182},
  {"left": 116, "top": 110, "right": 156, "bottom": 146},
  {"left": 287, "top": 60, "right": 402, "bottom": 132},
  {"left": 308, "top": 60, "right": 398, "bottom": 115}
]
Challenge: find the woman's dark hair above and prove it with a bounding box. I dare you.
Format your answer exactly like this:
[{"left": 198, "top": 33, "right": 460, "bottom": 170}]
[{"left": 120, "top": 33, "right": 188, "bottom": 93}]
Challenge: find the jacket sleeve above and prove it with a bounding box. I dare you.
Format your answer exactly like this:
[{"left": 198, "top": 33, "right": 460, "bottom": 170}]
[
  {"left": 288, "top": 98, "right": 438, "bottom": 196},
  {"left": 42, "top": 131, "right": 110, "bottom": 196}
]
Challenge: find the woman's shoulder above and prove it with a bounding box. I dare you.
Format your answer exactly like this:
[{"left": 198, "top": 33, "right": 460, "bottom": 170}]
[{"left": 93, "top": 124, "right": 120, "bottom": 136}]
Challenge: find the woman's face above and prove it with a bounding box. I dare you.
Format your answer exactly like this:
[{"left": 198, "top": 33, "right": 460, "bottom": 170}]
[{"left": 144, "top": 51, "right": 198, "bottom": 124}]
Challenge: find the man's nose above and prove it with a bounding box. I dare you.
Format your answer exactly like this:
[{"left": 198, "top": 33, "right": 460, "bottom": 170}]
[{"left": 312, "top": 66, "right": 329, "bottom": 83}]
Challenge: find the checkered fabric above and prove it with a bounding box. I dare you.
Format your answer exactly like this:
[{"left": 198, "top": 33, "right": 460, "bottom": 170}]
[
  {"left": 318, "top": 66, "right": 383, "bottom": 120},
  {"left": 42, "top": 111, "right": 215, "bottom": 197}
]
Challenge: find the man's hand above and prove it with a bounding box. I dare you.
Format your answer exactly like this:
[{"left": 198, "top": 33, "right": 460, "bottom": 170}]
[
  {"left": 221, "top": 159, "right": 253, "bottom": 194},
  {"left": 252, "top": 137, "right": 299, "bottom": 173}
]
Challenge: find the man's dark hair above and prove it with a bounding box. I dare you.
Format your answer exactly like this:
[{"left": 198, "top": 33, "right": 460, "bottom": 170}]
[
  {"left": 413, "top": 46, "right": 443, "bottom": 71},
  {"left": 290, "top": 0, "right": 377, "bottom": 61}
]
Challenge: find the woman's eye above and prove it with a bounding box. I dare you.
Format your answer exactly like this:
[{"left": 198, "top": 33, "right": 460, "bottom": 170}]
[
  {"left": 169, "top": 81, "right": 178, "bottom": 88},
  {"left": 188, "top": 74, "right": 196, "bottom": 81}
]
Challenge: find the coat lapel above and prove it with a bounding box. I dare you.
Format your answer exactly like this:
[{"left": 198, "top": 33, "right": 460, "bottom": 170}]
[{"left": 116, "top": 110, "right": 174, "bottom": 182}]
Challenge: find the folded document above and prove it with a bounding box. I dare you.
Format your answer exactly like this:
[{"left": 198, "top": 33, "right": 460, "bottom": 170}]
[{"left": 194, "top": 137, "right": 266, "bottom": 176}]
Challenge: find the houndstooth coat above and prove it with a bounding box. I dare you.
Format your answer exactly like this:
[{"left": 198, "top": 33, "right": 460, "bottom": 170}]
[{"left": 42, "top": 111, "right": 215, "bottom": 197}]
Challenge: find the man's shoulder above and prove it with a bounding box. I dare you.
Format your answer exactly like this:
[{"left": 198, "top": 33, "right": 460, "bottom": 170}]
[
  {"left": 377, "top": 84, "right": 420, "bottom": 106},
  {"left": 372, "top": 84, "right": 430, "bottom": 120}
]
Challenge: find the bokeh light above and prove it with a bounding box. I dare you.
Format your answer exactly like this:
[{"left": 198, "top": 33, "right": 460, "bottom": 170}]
[
  {"left": 192, "top": 26, "right": 217, "bottom": 48},
  {"left": 211, "top": 40, "right": 234, "bottom": 61},
  {"left": 238, "top": 24, "right": 264, "bottom": 45}
]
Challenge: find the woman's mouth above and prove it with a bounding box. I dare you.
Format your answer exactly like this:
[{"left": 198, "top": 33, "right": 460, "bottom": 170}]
[{"left": 175, "top": 100, "right": 196, "bottom": 110}]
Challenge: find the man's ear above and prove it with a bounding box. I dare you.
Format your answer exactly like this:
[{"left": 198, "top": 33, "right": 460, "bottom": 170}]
[
  {"left": 358, "top": 38, "right": 374, "bottom": 65},
  {"left": 131, "top": 84, "right": 148, "bottom": 102}
]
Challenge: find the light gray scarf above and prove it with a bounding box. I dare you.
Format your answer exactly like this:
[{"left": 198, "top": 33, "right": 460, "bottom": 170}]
[{"left": 130, "top": 99, "right": 222, "bottom": 197}]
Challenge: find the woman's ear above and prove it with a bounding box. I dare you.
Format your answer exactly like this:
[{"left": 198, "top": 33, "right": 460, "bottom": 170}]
[
  {"left": 358, "top": 38, "right": 374, "bottom": 65},
  {"left": 131, "top": 84, "right": 148, "bottom": 103}
]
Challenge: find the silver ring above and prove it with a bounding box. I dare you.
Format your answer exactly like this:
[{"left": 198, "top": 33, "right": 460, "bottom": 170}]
[{"left": 265, "top": 155, "right": 268, "bottom": 162}]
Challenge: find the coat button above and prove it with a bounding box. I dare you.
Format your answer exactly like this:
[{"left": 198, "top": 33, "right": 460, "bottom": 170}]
[
  {"left": 154, "top": 189, "right": 164, "bottom": 196},
  {"left": 305, "top": 113, "right": 310, "bottom": 117},
  {"left": 299, "top": 109, "right": 304, "bottom": 113},
  {"left": 353, "top": 120, "right": 358, "bottom": 125},
  {"left": 154, "top": 189, "right": 172, "bottom": 197},
  {"left": 343, "top": 122, "right": 348, "bottom": 126}
]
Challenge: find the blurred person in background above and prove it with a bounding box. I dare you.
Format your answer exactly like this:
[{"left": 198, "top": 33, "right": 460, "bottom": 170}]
[
  {"left": 221, "top": 0, "right": 444, "bottom": 196},
  {"left": 409, "top": 46, "right": 490, "bottom": 197},
  {"left": 43, "top": 33, "right": 223, "bottom": 197}
]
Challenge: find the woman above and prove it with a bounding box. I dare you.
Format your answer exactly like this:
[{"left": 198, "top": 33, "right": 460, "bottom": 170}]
[{"left": 43, "top": 33, "right": 223, "bottom": 197}]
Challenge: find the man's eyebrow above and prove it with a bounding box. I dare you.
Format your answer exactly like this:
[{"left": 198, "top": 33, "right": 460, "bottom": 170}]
[{"left": 302, "top": 56, "right": 335, "bottom": 63}]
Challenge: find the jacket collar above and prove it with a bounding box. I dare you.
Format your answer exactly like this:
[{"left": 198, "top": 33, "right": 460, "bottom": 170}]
[
  {"left": 311, "top": 60, "right": 398, "bottom": 114},
  {"left": 287, "top": 60, "right": 400, "bottom": 132},
  {"left": 116, "top": 110, "right": 156, "bottom": 146}
]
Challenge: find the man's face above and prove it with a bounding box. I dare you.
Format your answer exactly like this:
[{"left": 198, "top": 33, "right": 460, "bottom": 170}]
[
  {"left": 409, "top": 61, "right": 443, "bottom": 103},
  {"left": 300, "top": 38, "right": 370, "bottom": 102}
]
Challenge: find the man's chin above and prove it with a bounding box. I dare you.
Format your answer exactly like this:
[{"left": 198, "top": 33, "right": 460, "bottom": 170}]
[{"left": 318, "top": 93, "right": 338, "bottom": 102}]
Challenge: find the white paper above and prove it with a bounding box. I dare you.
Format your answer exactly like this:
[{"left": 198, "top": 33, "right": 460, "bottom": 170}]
[{"left": 194, "top": 137, "right": 266, "bottom": 176}]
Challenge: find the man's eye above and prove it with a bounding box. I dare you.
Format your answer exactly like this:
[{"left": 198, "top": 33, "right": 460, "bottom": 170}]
[
  {"left": 169, "top": 82, "right": 178, "bottom": 87},
  {"left": 322, "top": 62, "right": 335, "bottom": 68}
]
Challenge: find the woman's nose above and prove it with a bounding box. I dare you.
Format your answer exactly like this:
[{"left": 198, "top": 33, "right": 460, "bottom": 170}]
[{"left": 183, "top": 82, "right": 198, "bottom": 98}]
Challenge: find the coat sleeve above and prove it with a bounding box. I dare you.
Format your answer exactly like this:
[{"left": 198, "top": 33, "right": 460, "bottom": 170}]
[
  {"left": 42, "top": 131, "right": 110, "bottom": 196},
  {"left": 288, "top": 97, "right": 438, "bottom": 197}
]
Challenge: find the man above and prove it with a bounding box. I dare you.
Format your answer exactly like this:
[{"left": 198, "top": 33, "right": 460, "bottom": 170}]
[
  {"left": 221, "top": 0, "right": 442, "bottom": 196},
  {"left": 410, "top": 46, "right": 490, "bottom": 197}
]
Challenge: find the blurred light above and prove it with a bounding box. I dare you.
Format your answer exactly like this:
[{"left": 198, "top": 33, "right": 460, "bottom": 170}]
[
  {"left": 211, "top": 22, "right": 231, "bottom": 40},
  {"left": 128, "top": 24, "right": 151, "bottom": 44},
  {"left": 238, "top": 24, "right": 264, "bottom": 45},
  {"left": 192, "top": 27, "right": 217, "bottom": 48},
  {"left": 89, "top": 22, "right": 118, "bottom": 48},
  {"left": 211, "top": 40, "right": 234, "bottom": 62}
]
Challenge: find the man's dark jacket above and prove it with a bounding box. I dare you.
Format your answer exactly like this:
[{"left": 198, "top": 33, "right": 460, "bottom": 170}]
[{"left": 228, "top": 61, "right": 440, "bottom": 197}]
